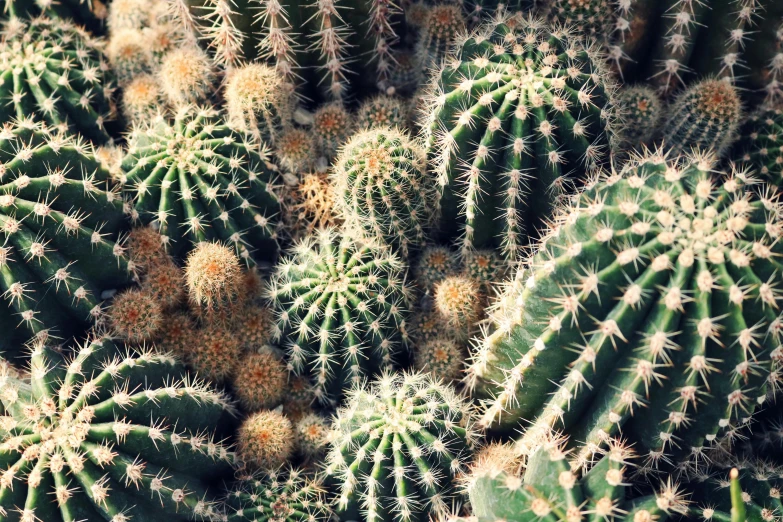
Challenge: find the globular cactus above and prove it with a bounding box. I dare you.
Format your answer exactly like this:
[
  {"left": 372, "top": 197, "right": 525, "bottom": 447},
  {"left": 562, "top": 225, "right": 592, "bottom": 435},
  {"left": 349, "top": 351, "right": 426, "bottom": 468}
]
[
  {"left": 414, "top": 337, "right": 466, "bottom": 383},
  {"left": 158, "top": 46, "right": 216, "bottom": 106},
  {"left": 463, "top": 249, "right": 505, "bottom": 290},
  {"left": 1, "top": 0, "right": 109, "bottom": 31},
  {"left": 313, "top": 103, "right": 355, "bottom": 158},
  {"left": 413, "top": 245, "right": 459, "bottom": 291},
  {"left": 122, "top": 105, "right": 282, "bottom": 262},
  {"left": 267, "top": 228, "right": 413, "bottom": 404},
  {"left": 225, "top": 63, "right": 293, "bottom": 145},
  {"left": 230, "top": 351, "right": 288, "bottom": 411},
  {"left": 285, "top": 172, "right": 341, "bottom": 239},
  {"left": 276, "top": 128, "right": 318, "bottom": 176},
  {"left": 463, "top": 438, "right": 688, "bottom": 522},
  {"left": 325, "top": 371, "right": 479, "bottom": 522},
  {"left": 332, "top": 127, "right": 432, "bottom": 257},
  {"left": 617, "top": 85, "right": 664, "bottom": 149},
  {"left": 688, "top": 463, "right": 783, "bottom": 522},
  {"left": 468, "top": 150, "right": 783, "bottom": 474},
  {"left": 185, "top": 241, "right": 243, "bottom": 315},
  {"left": 357, "top": 95, "right": 407, "bottom": 129},
  {"left": 662, "top": 79, "right": 742, "bottom": 157},
  {"left": 0, "top": 335, "right": 236, "bottom": 521},
  {"left": 295, "top": 413, "right": 329, "bottom": 459},
  {"left": 0, "top": 18, "right": 115, "bottom": 143},
  {"left": 221, "top": 465, "right": 332, "bottom": 522},
  {"left": 0, "top": 120, "right": 131, "bottom": 357},
  {"left": 237, "top": 409, "right": 296, "bottom": 469},
  {"left": 411, "top": 307, "right": 466, "bottom": 343},
  {"left": 434, "top": 275, "right": 482, "bottom": 330},
  {"left": 734, "top": 105, "right": 783, "bottom": 187},
  {"left": 424, "top": 15, "right": 618, "bottom": 261},
  {"left": 546, "top": 0, "right": 612, "bottom": 39},
  {"left": 121, "top": 74, "right": 165, "bottom": 124},
  {"left": 416, "top": 4, "right": 466, "bottom": 69},
  {"left": 108, "top": 288, "right": 164, "bottom": 342}
]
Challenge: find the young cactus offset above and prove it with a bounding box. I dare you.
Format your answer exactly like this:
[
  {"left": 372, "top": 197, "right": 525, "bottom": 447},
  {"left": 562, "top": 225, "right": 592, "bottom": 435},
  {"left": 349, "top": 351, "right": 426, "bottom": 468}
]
[
  {"left": 267, "top": 229, "right": 413, "bottom": 404},
  {"left": 0, "top": 120, "right": 131, "bottom": 357},
  {"left": 424, "top": 15, "right": 618, "bottom": 260},
  {"left": 468, "top": 150, "right": 782, "bottom": 473},
  {"left": 734, "top": 105, "right": 783, "bottom": 187},
  {"left": 122, "top": 105, "right": 282, "bottom": 262},
  {"left": 325, "top": 371, "right": 479, "bottom": 522},
  {"left": 617, "top": 85, "right": 664, "bottom": 149},
  {"left": 332, "top": 127, "right": 433, "bottom": 256},
  {"left": 0, "top": 335, "right": 237, "bottom": 521},
  {"left": 0, "top": 18, "right": 115, "bottom": 143}
]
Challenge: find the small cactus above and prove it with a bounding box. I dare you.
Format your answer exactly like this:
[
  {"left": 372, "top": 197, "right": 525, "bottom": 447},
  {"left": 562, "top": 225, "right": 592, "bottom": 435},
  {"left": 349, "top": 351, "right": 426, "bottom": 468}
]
[
  {"left": 688, "top": 463, "right": 783, "bottom": 522},
  {"left": 413, "top": 245, "right": 459, "bottom": 291},
  {"left": 313, "top": 103, "right": 355, "bottom": 158},
  {"left": 357, "top": 95, "right": 407, "bottom": 129},
  {"left": 325, "top": 371, "right": 479, "bottom": 522},
  {"left": 416, "top": 4, "right": 466, "bottom": 68},
  {"left": 108, "top": 288, "right": 164, "bottom": 342},
  {"left": 286, "top": 172, "right": 341, "bottom": 239},
  {"left": 434, "top": 275, "right": 482, "bottom": 330},
  {"left": 411, "top": 307, "right": 467, "bottom": 343},
  {"left": 2, "top": 0, "right": 109, "bottom": 32},
  {"left": 463, "top": 249, "right": 505, "bottom": 291},
  {"left": 231, "top": 351, "right": 289, "bottom": 411},
  {"left": 735, "top": 105, "right": 783, "bottom": 186},
  {"left": 234, "top": 304, "right": 276, "bottom": 351},
  {"left": 158, "top": 46, "right": 216, "bottom": 106},
  {"left": 237, "top": 409, "right": 296, "bottom": 469},
  {"left": 191, "top": 324, "right": 242, "bottom": 382},
  {"left": 127, "top": 226, "right": 169, "bottom": 271},
  {"left": 121, "top": 73, "right": 165, "bottom": 124},
  {"left": 295, "top": 413, "right": 330, "bottom": 459},
  {"left": 414, "top": 337, "right": 466, "bottom": 383},
  {"left": 185, "top": 241, "right": 243, "bottom": 314},
  {"left": 276, "top": 128, "right": 318, "bottom": 176},
  {"left": 546, "top": 0, "right": 612, "bottom": 38},
  {"left": 617, "top": 85, "right": 664, "bottom": 148},
  {"left": 225, "top": 63, "right": 293, "bottom": 145},
  {"left": 140, "top": 258, "right": 187, "bottom": 311}
]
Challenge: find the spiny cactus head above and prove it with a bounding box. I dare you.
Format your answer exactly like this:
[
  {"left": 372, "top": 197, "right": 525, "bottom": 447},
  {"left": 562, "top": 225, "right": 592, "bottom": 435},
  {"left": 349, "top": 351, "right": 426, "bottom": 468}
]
[
  {"left": 325, "top": 371, "right": 480, "bottom": 522},
  {"left": 276, "top": 128, "right": 317, "bottom": 174},
  {"left": 238, "top": 409, "right": 296, "bottom": 469},
  {"left": 191, "top": 324, "right": 242, "bottom": 382},
  {"left": 313, "top": 103, "right": 355, "bottom": 157},
  {"left": 107, "top": 27, "right": 154, "bottom": 81},
  {"left": 617, "top": 85, "right": 664, "bottom": 147},
  {"left": 108, "top": 288, "right": 164, "bottom": 342},
  {"left": 463, "top": 249, "right": 505, "bottom": 290},
  {"left": 225, "top": 63, "right": 292, "bottom": 140},
  {"left": 185, "top": 241, "right": 243, "bottom": 312},
  {"left": 108, "top": 0, "right": 167, "bottom": 31},
  {"left": 417, "top": 4, "right": 466, "bottom": 66},
  {"left": 414, "top": 337, "right": 466, "bottom": 383},
  {"left": 411, "top": 308, "right": 466, "bottom": 344},
  {"left": 435, "top": 276, "right": 482, "bottom": 328},
  {"left": 295, "top": 413, "right": 329, "bottom": 459},
  {"left": 736, "top": 106, "right": 783, "bottom": 186},
  {"left": 387, "top": 50, "right": 421, "bottom": 96},
  {"left": 159, "top": 46, "right": 215, "bottom": 105},
  {"left": 156, "top": 311, "right": 197, "bottom": 360},
  {"left": 231, "top": 351, "right": 288, "bottom": 412},
  {"left": 123, "top": 73, "right": 164, "bottom": 123},
  {"left": 283, "top": 376, "right": 318, "bottom": 422},
  {"left": 127, "top": 226, "right": 168, "bottom": 271},
  {"left": 287, "top": 172, "right": 341, "bottom": 238},
  {"left": 234, "top": 304, "right": 276, "bottom": 350},
  {"left": 141, "top": 258, "right": 186, "bottom": 311},
  {"left": 357, "top": 96, "right": 406, "bottom": 129},
  {"left": 548, "top": 0, "right": 613, "bottom": 37},
  {"left": 414, "top": 245, "right": 459, "bottom": 291}
]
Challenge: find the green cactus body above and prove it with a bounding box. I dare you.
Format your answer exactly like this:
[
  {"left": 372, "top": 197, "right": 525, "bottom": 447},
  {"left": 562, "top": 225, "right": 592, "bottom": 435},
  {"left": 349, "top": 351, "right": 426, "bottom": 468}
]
[
  {"left": 313, "top": 102, "right": 355, "bottom": 158},
  {"left": 122, "top": 105, "right": 281, "bottom": 263},
  {"left": 689, "top": 464, "right": 783, "bottom": 522},
  {"left": 616, "top": 85, "right": 663, "bottom": 148},
  {"left": 735, "top": 106, "right": 783, "bottom": 186},
  {"left": 468, "top": 150, "right": 782, "bottom": 473},
  {"left": 547, "top": 0, "right": 612, "bottom": 39},
  {"left": 357, "top": 95, "right": 406, "bottom": 129},
  {"left": 424, "top": 15, "right": 617, "bottom": 261},
  {"left": 0, "top": 18, "right": 115, "bottom": 144},
  {"left": 325, "top": 371, "right": 479, "bottom": 522},
  {"left": 2, "top": 0, "right": 108, "bottom": 33},
  {"left": 332, "top": 127, "right": 432, "bottom": 257},
  {"left": 267, "top": 229, "right": 412, "bottom": 405},
  {"left": 0, "top": 120, "right": 131, "bottom": 357},
  {"left": 413, "top": 245, "right": 459, "bottom": 290},
  {"left": 0, "top": 336, "right": 236, "bottom": 521},
  {"left": 222, "top": 466, "right": 332, "bottom": 522},
  {"left": 415, "top": 4, "right": 466, "bottom": 70}
]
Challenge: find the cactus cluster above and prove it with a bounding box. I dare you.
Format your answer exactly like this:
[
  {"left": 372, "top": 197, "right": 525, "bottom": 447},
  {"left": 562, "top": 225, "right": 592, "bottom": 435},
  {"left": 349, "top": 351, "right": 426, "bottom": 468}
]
[{"left": 735, "top": 105, "right": 783, "bottom": 186}]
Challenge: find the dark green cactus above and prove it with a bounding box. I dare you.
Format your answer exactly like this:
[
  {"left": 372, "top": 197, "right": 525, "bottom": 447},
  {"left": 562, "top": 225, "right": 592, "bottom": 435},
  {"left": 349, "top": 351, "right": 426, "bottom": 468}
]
[
  {"left": 0, "top": 18, "right": 115, "bottom": 144},
  {"left": 324, "top": 371, "right": 479, "bottom": 522},
  {"left": 468, "top": 150, "right": 782, "bottom": 474},
  {"left": 546, "top": 0, "right": 612, "bottom": 39},
  {"left": 0, "top": 335, "right": 237, "bottom": 521},
  {"left": 616, "top": 85, "right": 663, "bottom": 149},
  {"left": 2, "top": 0, "right": 108, "bottom": 34},
  {"left": 122, "top": 105, "right": 282, "bottom": 263},
  {"left": 0, "top": 119, "right": 131, "bottom": 358},
  {"left": 424, "top": 14, "right": 618, "bottom": 261},
  {"left": 266, "top": 228, "right": 413, "bottom": 405},
  {"left": 735, "top": 105, "right": 783, "bottom": 186}
]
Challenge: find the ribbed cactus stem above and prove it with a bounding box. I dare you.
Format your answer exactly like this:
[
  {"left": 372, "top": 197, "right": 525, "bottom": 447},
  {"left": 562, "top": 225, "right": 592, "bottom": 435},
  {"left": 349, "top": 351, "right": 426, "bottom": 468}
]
[
  {"left": 200, "top": 0, "right": 245, "bottom": 66},
  {"left": 254, "top": 0, "right": 299, "bottom": 96}
]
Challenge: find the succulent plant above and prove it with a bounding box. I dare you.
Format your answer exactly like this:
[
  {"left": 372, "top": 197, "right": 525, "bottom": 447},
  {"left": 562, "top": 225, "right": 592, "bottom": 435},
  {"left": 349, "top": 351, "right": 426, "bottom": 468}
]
[
  {"left": 295, "top": 413, "right": 329, "bottom": 459},
  {"left": 413, "top": 337, "right": 466, "bottom": 383},
  {"left": 617, "top": 85, "right": 664, "bottom": 149},
  {"left": 0, "top": 119, "right": 131, "bottom": 357},
  {"left": 237, "top": 409, "right": 296, "bottom": 469},
  {"left": 285, "top": 172, "right": 341, "bottom": 239},
  {"left": 332, "top": 127, "right": 432, "bottom": 256},
  {"left": 546, "top": 0, "right": 612, "bottom": 39},
  {"left": 122, "top": 105, "right": 282, "bottom": 262},
  {"left": 0, "top": 18, "right": 115, "bottom": 144},
  {"left": 413, "top": 245, "right": 459, "bottom": 291},
  {"left": 231, "top": 351, "right": 288, "bottom": 411},
  {"left": 468, "top": 150, "right": 782, "bottom": 473},
  {"left": 2, "top": 0, "right": 109, "bottom": 32},
  {"left": 108, "top": 288, "right": 164, "bottom": 342},
  {"left": 267, "top": 228, "right": 413, "bottom": 404},
  {"left": 0, "top": 335, "right": 236, "bottom": 521},
  {"left": 325, "top": 371, "right": 479, "bottom": 522},
  {"left": 735, "top": 105, "right": 783, "bottom": 186},
  {"left": 357, "top": 95, "right": 406, "bottom": 130},
  {"left": 424, "top": 15, "right": 618, "bottom": 261},
  {"left": 415, "top": 4, "right": 466, "bottom": 69},
  {"left": 225, "top": 63, "right": 293, "bottom": 145},
  {"left": 313, "top": 103, "right": 355, "bottom": 158},
  {"left": 158, "top": 46, "right": 216, "bottom": 106},
  {"left": 434, "top": 275, "right": 482, "bottom": 330}
]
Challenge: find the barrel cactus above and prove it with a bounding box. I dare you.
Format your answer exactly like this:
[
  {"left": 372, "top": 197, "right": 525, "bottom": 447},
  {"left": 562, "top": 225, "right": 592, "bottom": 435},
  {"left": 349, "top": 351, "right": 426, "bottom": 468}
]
[
  {"left": 0, "top": 119, "right": 131, "bottom": 357},
  {"left": 468, "top": 149, "right": 782, "bottom": 473},
  {"left": 0, "top": 17, "right": 115, "bottom": 144},
  {"left": 617, "top": 85, "right": 663, "bottom": 148},
  {"left": 122, "top": 105, "right": 282, "bottom": 262},
  {"left": 325, "top": 371, "right": 479, "bottom": 522},
  {"left": 267, "top": 228, "right": 413, "bottom": 405},
  {"left": 0, "top": 335, "right": 236, "bottom": 521},
  {"left": 2, "top": 0, "right": 108, "bottom": 31},
  {"left": 735, "top": 105, "right": 783, "bottom": 186},
  {"left": 424, "top": 14, "right": 618, "bottom": 261}
]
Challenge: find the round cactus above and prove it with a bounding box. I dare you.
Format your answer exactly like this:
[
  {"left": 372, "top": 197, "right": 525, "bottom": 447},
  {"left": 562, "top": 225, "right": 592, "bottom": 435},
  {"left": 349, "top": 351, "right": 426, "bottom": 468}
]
[
  {"left": 662, "top": 79, "right": 742, "bottom": 157},
  {"left": 313, "top": 103, "right": 355, "bottom": 158},
  {"left": 231, "top": 351, "right": 289, "bottom": 411},
  {"left": 121, "top": 73, "right": 164, "bottom": 124},
  {"left": 434, "top": 276, "right": 482, "bottom": 329},
  {"left": 123, "top": 105, "right": 282, "bottom": 262},
  {"left": 295, "top": 413, "right": 330, "bottom": 459},
  {"left": 233, "top": 304, "right": 276, "bottom": 351},
  {"left": 411, "top": 307, "right": 466, "bottom": 344},
  {"left": 0, "top": 18, "right": 115, "bottom": 143},
  {"left": 108, "top": 288, "right": 164, "bottom": 342},
  {"left": 414, "top": 337, "right": 466, "bottom": 383},
  {"left": 286, "top": 172, "right": 341, "bottom": 239},
  {"left": 237, "top": 409, "right": 296, "bottom": 469},
  {"left": 424, "top": 15, "right": 618, "bottom": 261},
  {"left": 735, "top": 105, "right": 783, "bottom": 186},
  {"left": 0, "top": 119, "right": 132, "bottom": 357},
  {"left": 546, "top": 0, "right": 613, "bottom": 38},
  {"left": 463, "top": 249, "right": 505, "bottom": 290},
  {"left": 617, "top": 85, "right": 664, "bottom": 148},
  {"left": 276, "top": 128, "right": 318, "bottom": 175},
  {"left": 221, "top": 465, "right": 332, "bottom": 522},
  {"left": 325, "top": 371, "right": 479, "bottom": 522},
  {"left": 332, "top": 127, "right": 432, "bottom": 256},
  {"left": 267, "top": 228, "right": 413, "bottom": 404},
  {"left": 0, "top": 335, "right": 236, "bottom": 521},
  {"left": 158, "top": 46, "right": 216, "bottom": 106},
  {"left": 413, "top": 245, "right": 459, "bottom": 291},
  {"left": 191, "top": 325, "right": 242, "bottom": 382},
  {"left": 225, "top": 63, "right": 293, "bottom": 145},
  {"left": 469, "top": 149, "right": 783, "bottom": 473},
  {"left": 357, "top": 95, "right": 407, "bottom": 129},
  {"left": 140, "top": 258, "right": 186, "bottom": 311},
  {"left": 126, "top": 225, "right": 168, "bottom": 271},
  {"left": 156, "top": 311, "right": 197, "bottom": 360},
  {"left": 416, "top": 4, "right": 466, "bottom": 69},
  {"left": 185, "top": 241, "right": 243, "bottom": 314}
]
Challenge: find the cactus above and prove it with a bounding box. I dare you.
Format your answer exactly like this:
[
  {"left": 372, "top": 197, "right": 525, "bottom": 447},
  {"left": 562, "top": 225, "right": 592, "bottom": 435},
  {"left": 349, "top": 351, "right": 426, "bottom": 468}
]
[
  {"left": 230, "top": 351, "right": 288, "bottom": 411},
  {"left": 158, "top": 46, "right": 216, "bottom": 106},
  {"left": 313, "top": 103, "right": 355, "bottom": 158},
  {"left": 108, "top": 288, "right": 164, "bottom": 342},
  {"left": 1, "top": 0, "right": 109, "bottom": 32},
  {"left": 0, "top": 120, "right": 131, "bottom": 357},
  {"left": 324, "top": 371, "right": 479, "bottom": 522},
  {"left": 357, "top": 95, "right": 407, "bottom": 129},
  {"left": 267, "top": 228, "right": 413, "bottom": 404},
  {"left": 191, "top": 324, "right": 243, "bottom": 381},
  {"left": 225, "top": 63, "right": 293, "bottom": 145},
  {"left": 414, "top": 337, "right": 466, "bottom": 383},
  {"left": 424, "top": 15, "right": 618, "bottom": 261},
  {"left": 285, "top": 172, "right": 341, "bottom": 239},
  {"left": 416, "top": 4, "right": 466, "bottom": 69},
  {"left": 468, "top": 150, "right": 782, "bottom": 474},
  {"left": 221, "top": 465, "right": 332, "bottom": 522},
  {"left": 434, "top": 275, "right": 482, "bottom": 329},
  {"left": 0, "top": 335, "right": 236, "bottom": 521},
  {"left": 140, "top": 258, "right": 187, "bottom": 311},
  {"left": 688, "top": 463, "right": 783, "bottom": 522},
  {"left": 546, "top": 0, "right": 612, "bottom": 39},
  {"left": 411, "top": 307, "right": 467, "bottom": 343},
  {"left": 276, "top": 127, "right": 318, "bottom": 175},
  {"left": 185, "top": 241, "right": 243, "bottom": 314},
  {"left": 237, "top": 409, "right": 296, "bottom": 469},
  {"left": 233, "top": 304, "right": 276, "bottom": 350},
  {"left": 295, "top": 413, "right": 329, "bottom": 459},
  {"left": 122, "top": 105, "right": 282, "bottom": 262},
  {"left": 464, "top": 438, "right": 688, "bottom": 522},
  {"left": 662, "top": 79, "right": 742, "bottom": 157},
  {"left": 734, "top": 105, "right": 783, "bottom": 187},
  {"left": 617, "top": 85, "right": 664, "bottom": 149},
  {"left": 332, "top": 127, "right": 432, "bottom": 256},
  {"left": 0, "top": 18, "right": 115, "bottom": 144},
  {"left": 121, "top": 74, "right": 165, "bottom": 124},
  {"left": 413, "top": 245, "right": 459, "bottom": 291},
  {"left": 463, "top": 249, "right": 505, "bottom": 290}
]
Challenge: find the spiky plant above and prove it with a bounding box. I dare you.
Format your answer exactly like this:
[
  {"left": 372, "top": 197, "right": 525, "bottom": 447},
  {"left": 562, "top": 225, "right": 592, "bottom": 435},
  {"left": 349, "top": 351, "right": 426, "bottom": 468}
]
[
  {"left": 185, "top": 241, "right": 243, "bottom": 315},
  {"left": 0, "top": 335, "right": 236, "bottom": 521},
  {"left": 0, "top": 18, "right": 115, "bottom": 144},
  {"left": 267, "top": 228, "right": 412, "bottom": 405},
  {"left": 225, "top": 63, "right": 293, "bottom": 145},
  {"left": 416, "top": 4, "right": 466, "bottom": 69},
  {"left": 276, "top": 128, "right": 317, "bottom": 176},
  {"left": 357, "top": 95, "right": 406, "bottom": 129},
  {"left": 463, "top": 249, "right": 505, "bottom": 290},
  {"left": 688, "top": 463, "right": 783, "bottom": 522},
  {"left": 411, "top": 307, "right": 467, "bottom": 343},
  {"left": 324, "top": 371, "right": 480, "bottom": 522},
  {"left": 237, "top": 409, "right": 295, "bottom": 469},
  {"left": 468, "top": 149, "right": 783, "bottom": 474},
  {"left": 414, "top": 337, "right": 466, "bottom": 383},
  {"left": 285, "top": 172, "right": 341, "bottom": 239},
  {"left": 735, "top": 105, "right": 783, "bottom": 187},
  {"left": 0, "top": 119, "right": 131, "bottom": 357},
  {"left": 295, "top": 413, "right": 329, "bottom": 459},
  {"left": 221, "top": 465, "right": 332, "bottom": 522},
  {"left": 617, "top": 85, "right": 664, "bottom": 148},
  {"left": 662, "top": 79, "right": 742, "bottom": 157},
  {"left": 546, "top": 0, "right": 612, "bottom": 39},
  {"left": 122, "top": 105, "right": 282, "bottom": 262},
  {"left": 158, "top": 46, "right": 216, "bottom": 106},
  {"left": 108, "top": 288, "right": 164, "bottom": 342},
  {"left": 413, "top": 245, "right": 459, "bottom": 291},
  {"left": 230, "top": 351, "right": 288, "bottom": 411},
  {"left": 313, "top": 103, "right": 355, "bottom": 158},
  {"left": 332, "top": 127, "right": 432, "bottom": 257},
  {"left": 424, "top": 14, "right": 618, "bottom": 261},
  {"left": 1, "top": 0, "right": 109, "bottom": 32},
  {"left": 121, "top": 74, "right": 165, "bottom": 124},
  {"left": 434, "top": 275, "right": 482, "bottom": 330}
]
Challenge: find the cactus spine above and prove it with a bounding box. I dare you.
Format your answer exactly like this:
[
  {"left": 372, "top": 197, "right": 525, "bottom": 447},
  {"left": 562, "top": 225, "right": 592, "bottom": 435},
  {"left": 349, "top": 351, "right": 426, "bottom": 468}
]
[
  {"left": 468, "top": 150, "right": 782, "bottom": 473},
  {"left": 688, "top": 463, "right": 783, "bottom": 522}
]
